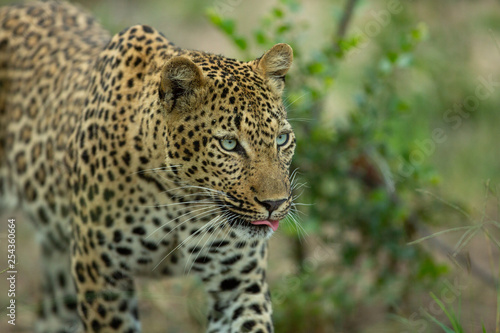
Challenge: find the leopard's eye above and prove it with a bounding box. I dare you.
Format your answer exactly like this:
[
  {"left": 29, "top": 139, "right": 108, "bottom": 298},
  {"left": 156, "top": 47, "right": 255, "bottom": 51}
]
[
  {"left": 220, "top": 139, "right": 238, "bottom": 151},
  {"left": 276, "top": 133, "right": 289, "bottom": 147}
]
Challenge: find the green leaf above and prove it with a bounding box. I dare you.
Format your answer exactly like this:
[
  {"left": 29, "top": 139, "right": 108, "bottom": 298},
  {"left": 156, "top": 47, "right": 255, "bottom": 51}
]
[
  {"left": 429, "top": 292, "right": 463, "bottom": 333},
  {"left": 387, "top": 51, "right": 399, "bottom": 64},
  {"left": 276, "top": 24, "right": 291, "bottom": 34},
  {"left": 254, "top": 30, "right": 268, "bottom": 45},
  {"left": 273, "top": 8, "right": 284, "bottom": 18},
  {"left": 425, "top": 311, "right": 456, "bottom": 333},
  {"left": 323, "top": 76, "right": 334, "bottom": 88},
  {"left": 307, "top": 62, "right": 324, "bottom": 74},
  {"left": 233, "top": 37, "right": 247, "bottom": 50},
  {"left": 396, "top": 100, "right": 410, "bottom": 113},
  {"left": 220, "top": 19, "right": 235, "bottom": 35},
  {"left": 411, "top": 22, "right": 429, "bottom": 42},
  {"left": 206, "top": 9, "right": 223, "bottom": 28}
]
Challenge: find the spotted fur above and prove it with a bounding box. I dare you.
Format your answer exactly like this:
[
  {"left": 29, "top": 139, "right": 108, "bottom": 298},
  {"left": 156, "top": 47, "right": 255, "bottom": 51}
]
[{"left": 0, "top": 1, "right": 296, "bottom": 332}]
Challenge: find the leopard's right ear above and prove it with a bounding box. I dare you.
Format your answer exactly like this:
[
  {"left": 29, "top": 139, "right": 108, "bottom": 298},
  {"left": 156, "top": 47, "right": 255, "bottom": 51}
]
[{"left": 159, "top": 57, "right": 205, "bottom": 112}]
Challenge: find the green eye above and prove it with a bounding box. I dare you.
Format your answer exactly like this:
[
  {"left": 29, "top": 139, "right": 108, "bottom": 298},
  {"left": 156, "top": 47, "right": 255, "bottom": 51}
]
[
  {"left": 220, "top": 139, "right": 238, "bottom": 151},
  {"left": 276, "top": 133, "right": 289, "bottom": 147}
]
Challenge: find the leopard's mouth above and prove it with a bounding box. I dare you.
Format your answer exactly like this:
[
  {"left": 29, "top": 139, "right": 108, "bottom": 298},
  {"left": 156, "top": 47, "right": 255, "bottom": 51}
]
[
  {"left": 218, "top": 197, "right": 289, "bottom": 234},
  {"left": 226, "top": 214, "right": 283, "bottom": 234},
  {"left": 249, "top": 220, "right": 280, "bottom": 231}
]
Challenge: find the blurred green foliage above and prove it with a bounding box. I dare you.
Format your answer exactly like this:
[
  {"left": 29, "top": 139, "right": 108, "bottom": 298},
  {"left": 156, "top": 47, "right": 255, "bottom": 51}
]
[{"left": 208, "top": 0, "right": 454, "bottom": 331}]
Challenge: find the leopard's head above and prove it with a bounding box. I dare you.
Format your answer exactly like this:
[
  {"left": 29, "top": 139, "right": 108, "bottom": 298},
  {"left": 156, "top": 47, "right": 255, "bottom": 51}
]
[{"left": 159, "top": 44, "right": 295, "bottom": 239}]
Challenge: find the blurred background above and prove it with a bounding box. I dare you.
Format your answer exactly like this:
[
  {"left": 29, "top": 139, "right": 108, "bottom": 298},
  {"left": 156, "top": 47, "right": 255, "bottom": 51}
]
[{"left": 1, "top": 0, "right": 500, "bottom": 332}]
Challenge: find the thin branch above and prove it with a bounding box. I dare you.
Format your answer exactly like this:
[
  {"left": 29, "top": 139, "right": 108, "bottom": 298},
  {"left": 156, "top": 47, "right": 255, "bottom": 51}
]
[
  {"left": 410, "top": 218, "right": 497, "bottom": 289},
  {"left": 353, "top": 151, "right": 498, "bottom": 290},
  {"left": 334, "top": 0, "right": 359, "bottom": 52}
]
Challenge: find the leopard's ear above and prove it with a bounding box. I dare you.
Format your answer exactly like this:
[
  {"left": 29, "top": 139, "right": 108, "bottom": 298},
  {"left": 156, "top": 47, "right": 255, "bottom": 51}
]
[
  {"left": 159, "top": 57, "right": 205, "bottom": 112},
  {"left": 254, "top": 43, "right": 293, "bottom": 95}
]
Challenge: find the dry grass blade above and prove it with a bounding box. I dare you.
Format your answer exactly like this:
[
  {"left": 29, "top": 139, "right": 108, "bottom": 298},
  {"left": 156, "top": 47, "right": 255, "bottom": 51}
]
[{"left": 408, "top": 226, "right": 474, "bottom": 245}]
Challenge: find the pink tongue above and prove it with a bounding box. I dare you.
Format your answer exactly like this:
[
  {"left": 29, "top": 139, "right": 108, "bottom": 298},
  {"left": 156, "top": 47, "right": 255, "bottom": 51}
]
[{"left": 250, "top": 220, "right": 280, "bottom": 232}]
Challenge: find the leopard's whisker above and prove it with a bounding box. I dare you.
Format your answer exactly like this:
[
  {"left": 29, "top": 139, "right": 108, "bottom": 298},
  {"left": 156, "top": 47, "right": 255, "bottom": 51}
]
[
  {"left": 283, "top": 92, "right": 306, "bottom": 109},
  {"left": 152, "top": 212, "right": 227, "bottom": 271},
  {"left": 151, "top": 206, "right": 225, "bottom": 245},
  {"left": 131, "top": 165, "right": 181, "bottom": 175},
  {"left": 142, "top": 199, "right": 217, "bottom": 209},
  {"left": 291, "top": 181, "right": 307, "bottom": 191},
  {"left": 290, "top": 202, "right": 313, "bottom": 207},
  {"left": 163, "top": 184, "right": 231, "bottom": 199},
  {"left": 290, "top": 167, "right": 300, "bottom": 181},
  {"left": 184, "top": 213, "right": 231, "bottom": 275},
  {"left": 212, "top": 216, "right": 233, "bottom": 252},
  {"left": 288, "top": 210, "right": 308, "bottom": 241},
  {"left": 290, "top": 203, "right": 307, "bottom": 215},
  {"left": 146, "top": 205, "right": 221, "bottom": 240},
  {"left": 287, "top": 117, "right": 312, "bottom": 123}
]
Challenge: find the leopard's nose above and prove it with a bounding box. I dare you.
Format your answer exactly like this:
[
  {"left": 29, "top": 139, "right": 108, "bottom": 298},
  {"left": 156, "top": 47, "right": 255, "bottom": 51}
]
[{"left": 255, "top": 198, "right": 287, "bottom": 214}]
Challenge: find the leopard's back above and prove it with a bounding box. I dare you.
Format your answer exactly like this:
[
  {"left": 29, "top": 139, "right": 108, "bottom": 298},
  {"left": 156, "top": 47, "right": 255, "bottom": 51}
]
[
  {"left": 0, "top": 0, "right": 109, "bottom": 216},
  {"left": 0, "top": 3, "right": 111, "bottom": 331}
]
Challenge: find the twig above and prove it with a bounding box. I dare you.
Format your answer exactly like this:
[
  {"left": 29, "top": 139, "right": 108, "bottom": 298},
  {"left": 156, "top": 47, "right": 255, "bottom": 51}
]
[
  {"left": 292, "top": 0, "right": 360, "bottom": 271},
  {"left": 353, "top": 151, "right": 498, "bottom": 290},
  {"left": 409, "top": 217, "right": 497, "bottom": 289},
  {"left": 334, "top": 0, "right": 359, "bottom": 52}
]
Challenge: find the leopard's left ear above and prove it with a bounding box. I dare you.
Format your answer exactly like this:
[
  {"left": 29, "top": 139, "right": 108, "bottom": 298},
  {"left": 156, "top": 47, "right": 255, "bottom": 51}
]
[{"left": 254, "top": 43, "right": 293, "bottom": 95}]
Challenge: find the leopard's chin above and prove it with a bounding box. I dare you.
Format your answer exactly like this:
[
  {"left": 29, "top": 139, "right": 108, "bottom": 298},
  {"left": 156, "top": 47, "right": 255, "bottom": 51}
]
[{"left": 234, "top": 224, "right": 275, "bottom": 240}]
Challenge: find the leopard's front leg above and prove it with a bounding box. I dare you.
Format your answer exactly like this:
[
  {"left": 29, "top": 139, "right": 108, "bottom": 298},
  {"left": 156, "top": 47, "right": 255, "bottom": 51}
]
[
  {"left": 195, "top": 239, "right": 274, "bottom": 333},
  {"left": 71, "top": 229, "right": 141, "bottom": 333}
]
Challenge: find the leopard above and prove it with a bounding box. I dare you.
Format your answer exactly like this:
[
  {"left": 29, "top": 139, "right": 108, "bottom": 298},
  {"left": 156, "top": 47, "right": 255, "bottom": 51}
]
[{"left": 0, "top": 1, "right": 297, "bottom": 332}]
